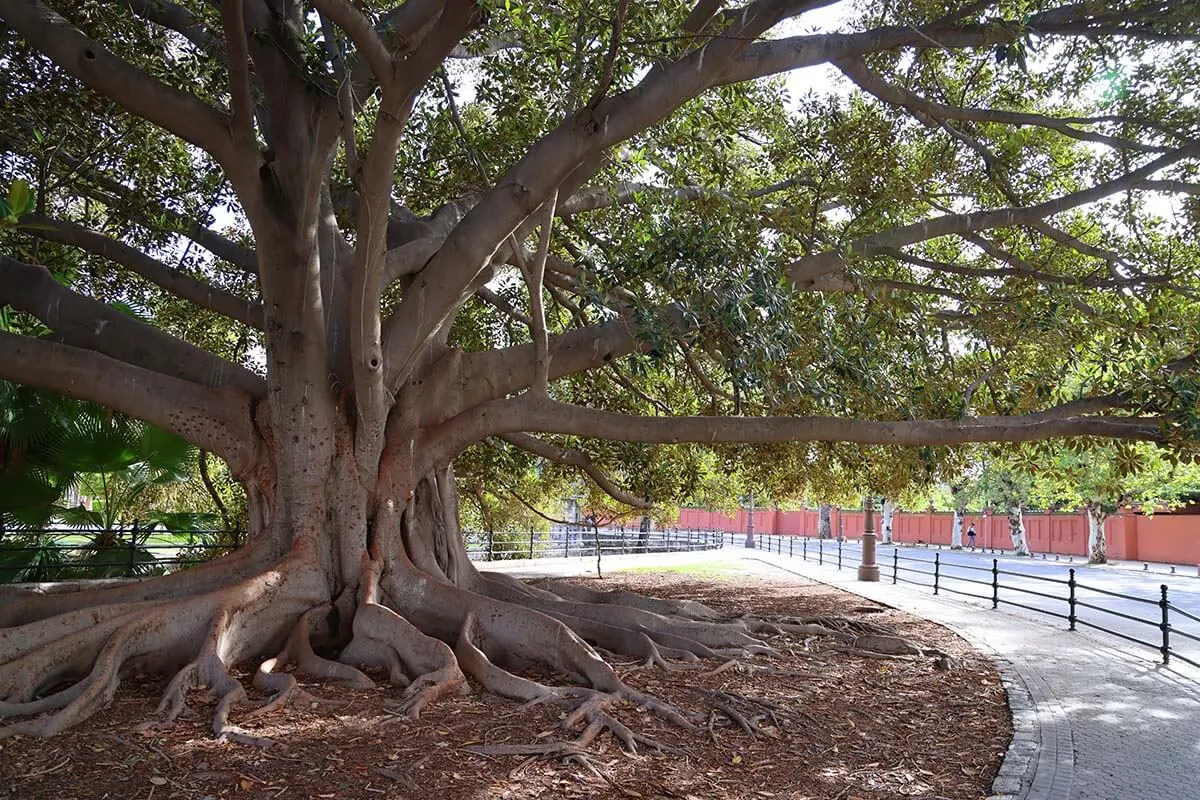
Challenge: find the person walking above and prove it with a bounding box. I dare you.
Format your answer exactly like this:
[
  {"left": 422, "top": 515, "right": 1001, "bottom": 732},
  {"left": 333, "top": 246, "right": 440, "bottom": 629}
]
[{"left": 966, "top": 522, "right": 977, "bottom": 549}]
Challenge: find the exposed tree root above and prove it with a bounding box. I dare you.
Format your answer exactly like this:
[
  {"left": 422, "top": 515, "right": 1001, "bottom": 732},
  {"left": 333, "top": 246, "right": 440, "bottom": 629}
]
[
  {"left": 0, "top": 541, "right": 277, "bottom": 629},
  {"left": 456, "top": 612, "right": 677, "bottom": 758},
  {"left": 0, "top": 531, "right": 958, "bottom": 761},
  {"left": 1, "top": 556, "right": 327, "bottom": 742},
  {"left": 340, "top": 559, "right": 466, "bottom": 719},
  {"left": 701, "top": 690, "right": 785, "bottom": 742},
  {"left": 528, "top": 577, "right": 725, "bottom": 621},
  {"left": 250, "top": 607, "right": 371, "bottom": 717}
]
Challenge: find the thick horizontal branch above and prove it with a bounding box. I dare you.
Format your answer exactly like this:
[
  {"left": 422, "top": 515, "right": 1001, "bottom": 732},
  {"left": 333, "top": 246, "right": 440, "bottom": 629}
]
[
  {"left": 0, "top": 331, "right": 258, "bottom": 472},
  {"left": 499, "top": 432, "right": 651, "bottom": 509},
  {"left": 1138, "top": 180, "right": 1200, "bottom": 196},
  {"left": 499, "top": 398, "right": 1165, "bottom": 447},
  {"left": 2, "top": 0, "right": 238, "bottom": 168},
  {"left": 719, "top": 3, "right": 1167, "bottom": 87},
  {"left": 557, "top": 182, "right": 724, "bottom": 216},
  {"left": 422, "top": 395, "right": 1165, "bottom": 476},
  {"left": 0, "top": 254, "right": 265, "bottom": 395},
  {"left": 22, "top": 215, "right": 263, "bottom": 329}
]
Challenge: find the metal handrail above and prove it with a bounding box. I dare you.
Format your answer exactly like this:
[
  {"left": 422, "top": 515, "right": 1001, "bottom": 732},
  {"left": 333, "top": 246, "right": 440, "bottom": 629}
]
[
  {"left": 999, "top": 597, "right": 1070, "bottom": 621},
  {"left": 1074, "top": 600, "right": 1162, "bottom": 627},
  {"left": 999, "top": 584, "right": 1068, "bottom": 603},
  {"left": 1169, "top": 604, "right": 1200, "bottom": 625},
  {"left": 1075, "top": 581, "right": 1161, "bottom": 604},
  {"left": 995, "top": 569, "right": 1069, "bottom": 585},
  {"left": 1074, "top": 617, "right": 1160, "bottom": 651}
]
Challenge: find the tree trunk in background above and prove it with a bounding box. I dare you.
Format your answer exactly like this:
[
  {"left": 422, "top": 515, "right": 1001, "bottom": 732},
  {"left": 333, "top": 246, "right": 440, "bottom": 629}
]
[
  {"left": 1086, "top": 503, "right": 1108, "bottom": 564},
  {"left": 880, "top": 499, "right": 894, "bottom": 544},
  {"left": 950, "top": 506, "right": 964, "bottom": 550},
  {"left": 818, "top": 504, "right": 832, "bottom": 539},
  {"left": 1008, "top": 505, "right": 1031, "bottom": 556}
]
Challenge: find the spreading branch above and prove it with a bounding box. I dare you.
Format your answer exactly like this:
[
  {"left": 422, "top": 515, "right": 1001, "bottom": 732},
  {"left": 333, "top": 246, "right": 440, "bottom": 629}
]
[
  {"left": 311, "top": 0, "right": 394, "bottom": 89},
  {"left": 219, "top": 0, "right": 255, "bottom": 146},
  {"left": 836, "top": 57, "right": 1174, "bottom": 154},
  {"left": 496, "top": 397, "right": 1165, "bottom": 448},
  {"left": 499, "top": 432, "right": 651, "bottom": 510},
  {"left": 380, "top": 0, "right": 820, "bottom": 391},
  {"left": 0, "top": 331, "right": 258, "bottom": 471},
  {"left": 19, "top": 215, "right": 264, "bottom": 329},
  {"left": 124, "top": 0, "right": 217, "bottom": 52},
  {"left": 511, "top": 193, "right": 558, "bottom": 396},
  {"left": 789, "top": 142, "right": 1200, "bottom": 288},
  {"left": 2, "top": 0, "right": 239, "bottom": 169},
  {"left": 0, "top": 254, "right": 265, "bottom": 396}
]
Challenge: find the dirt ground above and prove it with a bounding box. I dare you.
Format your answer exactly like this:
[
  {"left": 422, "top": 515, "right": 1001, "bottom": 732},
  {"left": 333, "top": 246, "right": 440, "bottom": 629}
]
[{"left": 0, "top": 562, "right": 1012, "bottom": 800}]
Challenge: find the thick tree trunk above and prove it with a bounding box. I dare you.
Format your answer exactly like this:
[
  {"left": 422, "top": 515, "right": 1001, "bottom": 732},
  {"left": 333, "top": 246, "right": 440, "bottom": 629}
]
[
  {"left": 1086, "top": 503, "right": 1108, "bottom": 564},
  {"left": 950, "top": 506, "right": 964, "bottom": 550},
  {"left": 1007, "top": 505, "right": 1031, "bottom": 556},
  {"left": 818, "top": 504, "right": 832, "bottom": 539},
  {"left": 880, "top": 499, "right": 894, "bottom": 544}
]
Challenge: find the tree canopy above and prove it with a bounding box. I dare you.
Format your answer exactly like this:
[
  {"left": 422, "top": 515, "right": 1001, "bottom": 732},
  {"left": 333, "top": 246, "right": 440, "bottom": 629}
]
[{"left": 0, "top": 0, "right": 1198, "bottom": 745}]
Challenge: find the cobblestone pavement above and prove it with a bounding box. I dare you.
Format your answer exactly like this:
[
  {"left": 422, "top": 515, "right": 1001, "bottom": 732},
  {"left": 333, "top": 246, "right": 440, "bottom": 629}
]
[{"left": 488, "top": 548, "right": 1200, "bottom": 800}]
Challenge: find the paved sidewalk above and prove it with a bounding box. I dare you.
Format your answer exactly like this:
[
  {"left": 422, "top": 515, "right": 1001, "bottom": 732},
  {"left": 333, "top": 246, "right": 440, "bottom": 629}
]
[{"left": 487, "top": 548, "right": 1200, "bottom": 800}]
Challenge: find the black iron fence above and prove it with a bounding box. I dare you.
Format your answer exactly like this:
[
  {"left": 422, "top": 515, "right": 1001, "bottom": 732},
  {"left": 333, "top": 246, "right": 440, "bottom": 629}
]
[
  {"left": 747, "top": 532, "right": 1200, "bottom": 669},
  {"left": 465, "top": 527, "right": 725, "bottom": 561},
  {"left": 0, "top": 524, "right": 244, "bottom": 582},
  {"left": 0, "top": 525, "right": 725, "bottom": 581}
]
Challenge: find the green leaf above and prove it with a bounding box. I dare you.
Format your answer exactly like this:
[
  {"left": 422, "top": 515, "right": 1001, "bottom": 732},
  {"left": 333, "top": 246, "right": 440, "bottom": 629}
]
[{"left": 7, "top": 179, "right": 33, "bottom": 217}]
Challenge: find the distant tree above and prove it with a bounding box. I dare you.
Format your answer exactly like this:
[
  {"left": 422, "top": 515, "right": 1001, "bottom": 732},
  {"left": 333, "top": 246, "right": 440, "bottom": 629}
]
[{"left": 1028, "top": 442, "right": 1200, "bottom": 563}]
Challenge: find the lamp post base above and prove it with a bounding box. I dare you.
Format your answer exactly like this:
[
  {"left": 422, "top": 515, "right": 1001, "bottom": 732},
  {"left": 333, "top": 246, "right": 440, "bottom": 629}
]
[
  {"left": 857, "top": 564, "right": 880, "bottom": 581},
  {"left": 859, "top": 529, "right": 880, "bottom": 582}
]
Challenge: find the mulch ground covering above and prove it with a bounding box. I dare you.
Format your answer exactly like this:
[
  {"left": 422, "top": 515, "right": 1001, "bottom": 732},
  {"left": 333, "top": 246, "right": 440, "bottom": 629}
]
[{"left": 0, "top": 561, "right": 1011, "bottom": 799}]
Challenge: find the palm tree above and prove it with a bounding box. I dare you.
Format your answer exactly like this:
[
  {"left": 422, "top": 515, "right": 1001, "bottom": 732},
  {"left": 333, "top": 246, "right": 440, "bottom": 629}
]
[{"left": 0, "top": 381, "right": 210, "bottom": 580}]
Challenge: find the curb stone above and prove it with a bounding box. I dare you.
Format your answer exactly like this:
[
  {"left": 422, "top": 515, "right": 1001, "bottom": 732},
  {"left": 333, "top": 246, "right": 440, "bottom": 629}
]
[{"left": 986, "top": 660, "right": 1039, "bottom": 800}]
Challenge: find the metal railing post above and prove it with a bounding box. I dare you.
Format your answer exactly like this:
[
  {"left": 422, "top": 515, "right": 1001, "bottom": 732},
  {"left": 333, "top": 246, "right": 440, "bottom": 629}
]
[
  {"left": 837, "top": 538, "right": 843, "bottom": 570},
  {"left": 992, "top": 559, "right": 999, "bottom": 609},
  {"left": 1160, "top": 584, "right": 1171, "bottom": 665},
  {"left": 933, "top": 552, "right": 940, "bottom": 595},
  {"left": 127, "top": 519, "right": 139, "bottom": 576},
  {"left": 789, "top": 537, "right": 793, "bottom": 558},
  {"left": 803, "top": 537, "right": 807, "bottom": 560},
  {"left": 892, "top": 548, "right": 898, "bottom": 584},
  {"left": 1068, "top": 568, "right": 1077, "bottom": 631},
  {"left": 818, "top": 538, "right": 824, "bottom": 565},
  {"left": 530, "top": 529, "right": 535, "bottom": 559}
]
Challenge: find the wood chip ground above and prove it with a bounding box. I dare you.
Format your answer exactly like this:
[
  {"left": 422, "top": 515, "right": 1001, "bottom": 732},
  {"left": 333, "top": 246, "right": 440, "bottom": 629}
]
[{"left": 0, "top": 561, "right": 1011, "bottom": 799}]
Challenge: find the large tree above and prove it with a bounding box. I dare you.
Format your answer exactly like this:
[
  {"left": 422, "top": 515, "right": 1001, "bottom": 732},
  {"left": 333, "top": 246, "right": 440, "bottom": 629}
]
[{"left": 0, "top": 0, "right": 1197, "bottom": 745}]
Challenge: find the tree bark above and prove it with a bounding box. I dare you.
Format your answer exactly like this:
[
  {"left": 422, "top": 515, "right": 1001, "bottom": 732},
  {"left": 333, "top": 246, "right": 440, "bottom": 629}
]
[
  {"left": 818, "top": 504, "right": 832, "bottom": 539},
  {"left": 1086, "top": 502, "right": 1108, "bottom": 565},
  {"left": 1007, "top": 505, "right": 1031, "bottom": 556}
]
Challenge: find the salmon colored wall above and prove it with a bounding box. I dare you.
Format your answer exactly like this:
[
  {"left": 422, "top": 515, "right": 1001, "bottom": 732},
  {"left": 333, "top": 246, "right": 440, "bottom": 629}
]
[{"left": 675, "top": 507, "right": 1200, "bottom": 563}]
